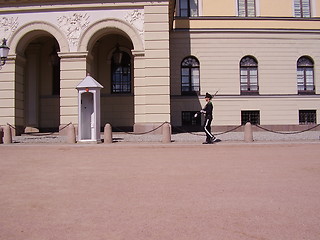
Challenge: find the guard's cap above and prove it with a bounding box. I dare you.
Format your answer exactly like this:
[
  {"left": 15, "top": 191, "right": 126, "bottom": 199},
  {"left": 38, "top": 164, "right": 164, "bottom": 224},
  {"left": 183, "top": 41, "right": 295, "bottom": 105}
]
[{"left": 205, "top": 92, "right": 212, "bottom": 99}]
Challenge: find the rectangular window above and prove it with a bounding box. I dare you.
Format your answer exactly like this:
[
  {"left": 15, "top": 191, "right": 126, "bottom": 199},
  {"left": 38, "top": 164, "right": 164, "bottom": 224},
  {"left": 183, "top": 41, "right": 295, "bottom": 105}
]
[
  {"left": 182, "top": 111, "right": 201, "bottom": 126},
  {"left": 299, "top": 110, "right": 317, "bottom": 125},
  {"left": 241, "top": 110, "right": 260, "bottom": 125},
  {"left": 294, "top": 0, "right": 311, "bottom": 17},
  {"left": 238, "top": 0, "right": 256, "bottom": 17}
]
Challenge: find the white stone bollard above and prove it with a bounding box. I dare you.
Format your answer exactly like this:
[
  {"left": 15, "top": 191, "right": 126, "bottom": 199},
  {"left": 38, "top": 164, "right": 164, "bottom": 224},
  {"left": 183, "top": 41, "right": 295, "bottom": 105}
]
[
  {"left": 244, "top": 122, "right": 253, "bottom": 142},
  {"left": 162, "top": 122, "right": 171, "bottom": 143},
  {"left": 3, "top": 125, "right": 12, "bottom": 144},
  {"left": 104, "top": 123, "right": 113, "bottom": 144},
  {"left": 66, "top": 123, "right": 76, "bottom": 144},
  {"left": 0, "top": 127, "right": 3, "bottom": 144}
]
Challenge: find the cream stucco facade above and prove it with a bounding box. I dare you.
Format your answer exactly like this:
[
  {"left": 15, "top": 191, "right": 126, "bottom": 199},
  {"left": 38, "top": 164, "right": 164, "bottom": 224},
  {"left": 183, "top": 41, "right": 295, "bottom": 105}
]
[
  {"left": 0, "top": 0, "right": 319, "bottom": 134},
  {"left": 171, "top": 0, "right": 320, "bottom": 130}
]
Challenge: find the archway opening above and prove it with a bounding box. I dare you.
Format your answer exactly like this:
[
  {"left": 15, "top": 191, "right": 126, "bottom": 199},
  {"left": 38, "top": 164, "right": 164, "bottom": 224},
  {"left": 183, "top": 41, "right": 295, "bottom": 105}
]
[
  {"left": 90, "top": 34, "right": 134, "bottom": 131},
  {"left": 22, "top": 34, "right": 60, "bottom": 132}
]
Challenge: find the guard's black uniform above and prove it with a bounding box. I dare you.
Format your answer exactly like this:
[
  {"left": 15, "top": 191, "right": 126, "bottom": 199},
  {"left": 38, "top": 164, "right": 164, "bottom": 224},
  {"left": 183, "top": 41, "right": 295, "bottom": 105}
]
[{"left": 202, "top": 101, "right": 215, "bottom": 143}]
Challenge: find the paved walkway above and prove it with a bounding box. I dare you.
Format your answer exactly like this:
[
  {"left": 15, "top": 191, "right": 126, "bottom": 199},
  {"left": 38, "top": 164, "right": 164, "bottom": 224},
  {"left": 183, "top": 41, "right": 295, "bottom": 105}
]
[{"left": 1, "top": 142, "right": 320, "bottom": 240}]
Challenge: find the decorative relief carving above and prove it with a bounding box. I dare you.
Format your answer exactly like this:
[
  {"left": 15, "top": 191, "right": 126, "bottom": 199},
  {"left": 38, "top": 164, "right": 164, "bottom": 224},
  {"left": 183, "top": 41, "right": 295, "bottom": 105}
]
[
  {"left": 57, "top": 13, "right": 90, "bottom": 47},
  {"left": 0, "top": 16, "right": 19, "bottom": 41},
  {"left": 125, "top": 9, "right": 144, "bottom": 39}
]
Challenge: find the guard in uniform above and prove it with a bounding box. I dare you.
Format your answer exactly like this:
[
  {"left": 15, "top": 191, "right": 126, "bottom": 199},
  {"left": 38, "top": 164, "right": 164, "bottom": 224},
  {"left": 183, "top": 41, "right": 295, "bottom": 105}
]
[{"left": 195, "top": 92, "right": 217, "bottom": 144}]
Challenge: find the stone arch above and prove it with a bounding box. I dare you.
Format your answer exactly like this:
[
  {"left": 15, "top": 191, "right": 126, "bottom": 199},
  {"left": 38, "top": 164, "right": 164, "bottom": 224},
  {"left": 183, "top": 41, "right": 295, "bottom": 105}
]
[
  {"left": 78, "top": 18, "right": 144, "bottom": 53},
  {"left": 9, "top": 21, "right": 69, "bottom": 54}
]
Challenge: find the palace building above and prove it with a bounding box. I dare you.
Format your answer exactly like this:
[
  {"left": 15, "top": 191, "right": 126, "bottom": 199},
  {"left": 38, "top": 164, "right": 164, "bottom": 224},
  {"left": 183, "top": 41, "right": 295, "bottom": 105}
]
[{"left": 0, "top": 0, "right": 319, "bottom": 134}]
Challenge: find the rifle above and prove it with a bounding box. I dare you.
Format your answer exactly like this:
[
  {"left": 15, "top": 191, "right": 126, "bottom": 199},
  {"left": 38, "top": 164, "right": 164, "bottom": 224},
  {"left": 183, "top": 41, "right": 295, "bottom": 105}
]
[{"left": 212, "top": 89, "right": 220, "bottom": 97}]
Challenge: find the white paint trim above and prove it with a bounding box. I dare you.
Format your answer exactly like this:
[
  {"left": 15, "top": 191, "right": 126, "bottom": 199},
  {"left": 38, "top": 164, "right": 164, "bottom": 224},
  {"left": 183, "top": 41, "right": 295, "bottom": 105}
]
[
  {"left": 198, "top": 0, "right": 203, "bottom": 16},
  {"left": 311, "top": 0, "right": 317, "bottom": 17},
  {"left": 255, "top": 0, "right": 260, "bottom": 16}
]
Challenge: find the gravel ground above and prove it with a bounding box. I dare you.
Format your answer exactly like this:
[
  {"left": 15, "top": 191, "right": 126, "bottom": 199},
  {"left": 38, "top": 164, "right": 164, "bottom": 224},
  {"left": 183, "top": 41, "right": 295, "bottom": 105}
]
[
  {"left": 1, "top": 143, "right": 320, "bottom": 240},
  {"left": 10, "top": 129, "right": 320, "bottom": 144}
]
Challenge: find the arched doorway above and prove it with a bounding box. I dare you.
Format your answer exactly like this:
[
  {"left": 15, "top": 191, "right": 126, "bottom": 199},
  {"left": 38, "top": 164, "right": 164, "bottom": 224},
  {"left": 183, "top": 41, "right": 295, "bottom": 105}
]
[
  {"left": 22, "top": 33, "right": 60, "bottom": 132},
  {"left": 90, "top": 34, "right": 134, "bottom": 130}
]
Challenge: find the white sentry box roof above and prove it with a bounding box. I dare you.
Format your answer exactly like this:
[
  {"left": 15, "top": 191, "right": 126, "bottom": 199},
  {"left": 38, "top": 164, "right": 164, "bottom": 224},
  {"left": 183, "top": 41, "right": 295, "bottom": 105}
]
[{"left": 76, "top": 75, "right": 103, "bottom": 89}]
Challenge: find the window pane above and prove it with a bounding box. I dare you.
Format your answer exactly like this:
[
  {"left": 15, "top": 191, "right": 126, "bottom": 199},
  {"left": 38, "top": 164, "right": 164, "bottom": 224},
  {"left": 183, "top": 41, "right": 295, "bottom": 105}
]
[
  {"left": 182, "top": 76, "right": 189, "bottom": 84},
  {"left": 191, "top": 68, "right": 199, "bottom": 77},
  {"left": 180, "top": 0, "right": 188, "bottom": 16},
  {"left": 299, "top": 110, "right": 317, "bottom": 124},
  {"left": 182, "top": 86, "right": 190, "bottom": 92},
  {"left": 302, "top": 0, "right": 311, "bottom": 17},
  {"left": 191, "top": 75, "right": 199, "bottom": 85},
  {"left": 294, "top": 0, "right": 301, "bottom": 17},
  {"left": 241, "top": 85, "right": 248, "bottom": 91},
  {"left": 240, "top": 69, "right": 248, "bottom": 76},
  {"left": 306, "top": 69, "right": 313, "bottom": 80},
  {"left": 238, "top": 0, "right": 246, "bottom": 16},
  {"left": 249, "top": 69, "right": 257, "bottom": 76},
  {"left": 181, "top": 68, "right": 189, "bottom": 76},
  {"left": 247, "top": 0, "right": 256, "bottom": 16},
  {"left": 250, "top": 83, "right": 258, "bottom": 91},
  {"left": 241, "top": 110, "right": 260, "bottom": 125},
  {"left": 182, "top": 111, "right": 201, "bottom": 126},
  {"left": 240, "top": 75, "right": 248, "bottom": 84},
  {"left": 193, "top": 86, "right": 200, "bottom": 92},
  {"left": 190, "top": 0, "right": 198, "bottom": 16},
  {"left": 250, "top": 75, "right": 258, "bottom": 84}
]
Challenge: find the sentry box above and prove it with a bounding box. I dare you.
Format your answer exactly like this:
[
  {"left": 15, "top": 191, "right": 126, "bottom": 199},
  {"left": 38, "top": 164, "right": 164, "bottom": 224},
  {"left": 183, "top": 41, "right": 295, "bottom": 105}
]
[{"left": 76, "top": 75, "right": 103, "bottom": 143}]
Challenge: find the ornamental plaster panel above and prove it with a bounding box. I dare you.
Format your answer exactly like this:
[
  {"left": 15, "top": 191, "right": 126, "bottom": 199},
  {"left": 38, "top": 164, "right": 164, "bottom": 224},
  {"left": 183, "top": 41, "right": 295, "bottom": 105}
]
[
  {"left": 57, "top": 13, "right": 90, "bottom": 48},
  {"left": 124, "top": 9, "right": 144, "bottom": 40},
  {"left": 0, "top": 16, "right": 19, "bottom": 41}
]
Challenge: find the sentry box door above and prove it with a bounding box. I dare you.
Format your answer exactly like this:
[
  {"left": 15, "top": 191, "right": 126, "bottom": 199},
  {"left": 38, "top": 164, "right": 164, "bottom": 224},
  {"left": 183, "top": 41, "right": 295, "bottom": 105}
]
[{"left": 81, "top": 92, "right": 94, "bottom": 140}]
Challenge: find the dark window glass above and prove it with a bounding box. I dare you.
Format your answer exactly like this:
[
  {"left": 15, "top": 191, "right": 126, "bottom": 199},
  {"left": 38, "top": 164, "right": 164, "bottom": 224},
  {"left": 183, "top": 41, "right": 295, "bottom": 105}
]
[
  {"left": 52, "top": 55, "right": 60, "bottom": 96},
  {"left": 241, "top": 110, "right": 260, "bottom": 125},
  {"left": 297, "top": 56, "right": 314, "bottom": 94},
  {"left": 240, "top": 56, "right": 259, "bottom": 95},
  {"left": 179, "top": 0, "right": 199, "bottom": 17},
  {"left": 182, "top": 111, "right": 201, "bottom": 126},
  {"left": 112, "top": 51, "right": 131, "bottom": 94},
  {"left": 181, "top": 56, "right": 200, "bottom": 95},
  {"left": 299, "top": 110, "right": 317, "bottom": 125}
]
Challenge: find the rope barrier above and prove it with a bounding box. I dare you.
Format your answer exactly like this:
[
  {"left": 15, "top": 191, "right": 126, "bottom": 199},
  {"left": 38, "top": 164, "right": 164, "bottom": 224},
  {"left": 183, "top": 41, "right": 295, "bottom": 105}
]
[
  {"left": 255, "top": 124, "right": 320, "bottom": 135},
  {"left": 7, "top": 123, "right": 17, "bottom": 130},
  {"left": 112, "top": 122, "right": 168, "bottom": 135},
  {"left": 173, "top": 125, "right": 243, "bottom": 136},
  {"left": 59, "top": 122, "right": 72, "bottom": 132},
  {"left": 5, "top": 122, "right": 73, "bottom": 136},
  {"left": 5, "top": 120, "right": 319, "bottom": 140}
]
